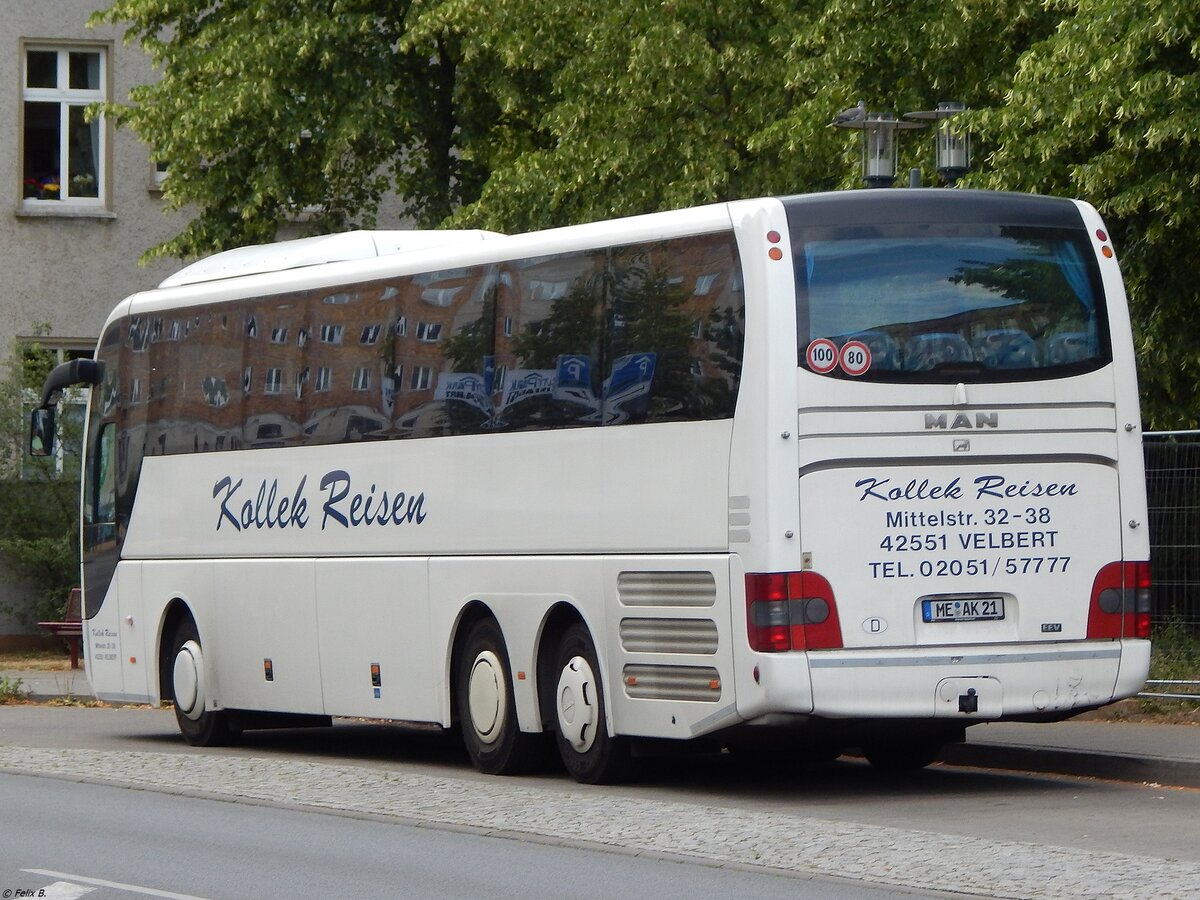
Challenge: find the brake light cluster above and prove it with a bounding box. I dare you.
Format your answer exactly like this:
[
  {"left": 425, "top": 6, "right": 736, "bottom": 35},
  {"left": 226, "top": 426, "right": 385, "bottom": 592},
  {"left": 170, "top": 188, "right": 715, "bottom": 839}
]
[
  {"left": 1087, "top": 561, "right": 1151, "bottom": 639},
  {"left": 745, "top": 572, "right": 843, "bottom": 651}
]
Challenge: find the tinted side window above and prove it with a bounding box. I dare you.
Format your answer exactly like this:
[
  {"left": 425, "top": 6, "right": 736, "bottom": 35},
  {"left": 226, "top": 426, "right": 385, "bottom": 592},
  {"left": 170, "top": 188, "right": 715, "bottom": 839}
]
[
  {"left": 605, "top": 234, "right": 744, "bottom": 424},
  {"left": 497, "top": 250, "right": 606, "bottom": 431},
  {"left": 132, "top": 229, "right": 745, "bottom": 451}
]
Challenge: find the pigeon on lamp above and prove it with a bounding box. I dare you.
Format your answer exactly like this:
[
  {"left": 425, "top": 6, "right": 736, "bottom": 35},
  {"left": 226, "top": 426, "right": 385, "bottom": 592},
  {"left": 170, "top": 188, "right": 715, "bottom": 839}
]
[{"left": 833, "top": 101, "right": 866, "bottom": 125}]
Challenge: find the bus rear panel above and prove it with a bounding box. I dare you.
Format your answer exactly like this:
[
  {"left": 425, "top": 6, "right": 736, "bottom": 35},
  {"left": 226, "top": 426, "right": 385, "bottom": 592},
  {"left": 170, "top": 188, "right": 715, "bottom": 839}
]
[{"left": 734, "top": 191, "right": 1149, "bottom": 758}]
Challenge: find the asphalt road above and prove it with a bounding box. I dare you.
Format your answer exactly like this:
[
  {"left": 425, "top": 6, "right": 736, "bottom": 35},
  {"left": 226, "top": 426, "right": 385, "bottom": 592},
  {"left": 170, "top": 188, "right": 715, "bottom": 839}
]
[
  {"left": 3, "top": 772, "right": 934, "bottom": 900},
  {"left": 1, "top": 706, "right": 1198, "bottom": 899}
]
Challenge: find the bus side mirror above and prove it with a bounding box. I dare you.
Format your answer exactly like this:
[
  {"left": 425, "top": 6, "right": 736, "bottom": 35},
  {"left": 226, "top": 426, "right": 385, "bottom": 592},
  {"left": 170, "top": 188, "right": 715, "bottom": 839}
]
[{"left": 29, "top": 407, "right": 55, "bottom": 457}]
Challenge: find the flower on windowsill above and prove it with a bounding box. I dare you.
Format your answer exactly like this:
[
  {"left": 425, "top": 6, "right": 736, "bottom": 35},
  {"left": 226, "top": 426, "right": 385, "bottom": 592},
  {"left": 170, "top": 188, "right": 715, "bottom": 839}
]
[
  {"left": 71, "top": 173, "right": 95, "bottom": 193},
  {"left": 23, "top": 178, "right": 40, "bottom": 199},
  {"left": 40, "top": 179, "right": 60, "bottom": 200}
]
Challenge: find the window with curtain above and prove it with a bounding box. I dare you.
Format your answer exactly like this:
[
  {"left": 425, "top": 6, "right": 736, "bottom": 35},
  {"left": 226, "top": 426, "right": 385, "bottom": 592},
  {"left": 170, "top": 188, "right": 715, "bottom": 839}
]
[{"left": 22, "top": 45, "right": 106, "bottom": 205}]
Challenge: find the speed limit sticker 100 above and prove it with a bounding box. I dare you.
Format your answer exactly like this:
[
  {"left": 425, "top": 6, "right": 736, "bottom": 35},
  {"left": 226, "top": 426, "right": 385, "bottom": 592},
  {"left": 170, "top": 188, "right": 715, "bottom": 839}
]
[{"left": 806, "top": 338, "right": 839, "bottom": 374}]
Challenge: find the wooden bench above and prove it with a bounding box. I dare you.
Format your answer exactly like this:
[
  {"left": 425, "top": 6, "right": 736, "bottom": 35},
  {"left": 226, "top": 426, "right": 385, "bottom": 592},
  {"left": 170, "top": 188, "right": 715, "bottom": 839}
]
[{"left": 38, "top": 587, "right": 83, "bottom": 669}]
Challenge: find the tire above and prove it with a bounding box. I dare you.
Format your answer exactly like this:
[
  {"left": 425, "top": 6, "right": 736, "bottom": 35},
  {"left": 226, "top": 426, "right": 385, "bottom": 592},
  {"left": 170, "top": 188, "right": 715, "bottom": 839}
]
[
  {"left": 862, "top": 737, "right": 942, "bottom": 772},
  {"left": 170, "top": 617, "right": 239, "bottom": 747},
  {"left": 552, "top": 623, "right": 631, "bottom": 784},
  {"left": 456, "top": 618, "right": 546, "bottom": 775}
]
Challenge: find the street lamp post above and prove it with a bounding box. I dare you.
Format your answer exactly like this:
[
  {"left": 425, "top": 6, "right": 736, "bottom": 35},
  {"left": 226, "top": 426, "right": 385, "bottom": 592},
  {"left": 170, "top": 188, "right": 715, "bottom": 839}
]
[
  {"left": 904, "top": 101, "right": 971, "bottom": 186},
  {"left": 833, "top": 106, "right": 924, "bottom": 189},
  {"left": 833, "top": 100, "right": 972, "bottom": 188}
]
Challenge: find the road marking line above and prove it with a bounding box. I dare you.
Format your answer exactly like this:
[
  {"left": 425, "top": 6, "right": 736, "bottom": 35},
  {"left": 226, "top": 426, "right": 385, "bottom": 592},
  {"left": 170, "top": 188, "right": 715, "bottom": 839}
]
[{"left": 22, "top": 871, "right": 208, "bottom": 900}]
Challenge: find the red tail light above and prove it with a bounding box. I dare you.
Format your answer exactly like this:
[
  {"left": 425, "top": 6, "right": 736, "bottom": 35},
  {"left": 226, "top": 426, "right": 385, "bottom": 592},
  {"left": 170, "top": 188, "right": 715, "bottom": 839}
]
[
  {"left": 746, "top": 572, "right": 843, "bottom": 652},
  {"left": 1088, "top": 561, "right": 1151, "bottom": 639}
]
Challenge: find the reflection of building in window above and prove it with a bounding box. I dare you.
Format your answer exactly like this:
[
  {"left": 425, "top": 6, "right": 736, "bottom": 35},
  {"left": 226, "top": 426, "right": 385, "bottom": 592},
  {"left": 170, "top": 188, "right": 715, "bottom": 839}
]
[
  {"left": 411, "top": 366, "right": 432, "bottom": 390},
  {"left": 416, "top": 322, "right": 441, "bottom": 342},
  {"left": 270, "top": 326, "right": 288, "bottom": 344},
  {"left": 315, "top": 367, "right": 332, "bottom": 392},
  {"left": 360, "top": 324, "right": 381, "bottom": 344},
  {"left": 422, "top": 287, "right": 462, "bottom": 307},
  {"left": 694, "top": 273, "right": 719, "bottom": 295},
  {"left": 265, "top": 368, "right": 283, "bottom": 394},
  {"left": 530, "top": 280, "right": 569, "bottom": 302},
  {"left": 22, "top": 45, "right": 106, "bottom": 204},
  {"left": 320, "top": 323, "right": 343, "bottom": 344},
  {"left": 352, "top": 367, "right": 371, "bottom": 392}
]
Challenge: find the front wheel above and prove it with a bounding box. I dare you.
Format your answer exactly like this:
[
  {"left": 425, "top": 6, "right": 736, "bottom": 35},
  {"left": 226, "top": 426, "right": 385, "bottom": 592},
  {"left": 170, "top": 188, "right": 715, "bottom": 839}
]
[
  {"left": 170, "top": 618, "right": 239, "bottom": 747},
  {"left": 552, "top": 624, "right": 631, "bottom": 784},
  {"left": 456, "top": 618, "right": 546, "bottom": 775}
]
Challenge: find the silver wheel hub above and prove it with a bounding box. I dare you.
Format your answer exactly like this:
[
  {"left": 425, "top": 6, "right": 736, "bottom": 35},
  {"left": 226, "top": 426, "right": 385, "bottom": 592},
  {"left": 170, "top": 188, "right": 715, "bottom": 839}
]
[
  {"left": 557, "top": 655, "right": 599, "bottom": 753},
  {"left": 467, "top": 650, "right": 506, "bottom": 744},
  {"left": 173, "top": 639, "right": 205, "bottom": 721}
]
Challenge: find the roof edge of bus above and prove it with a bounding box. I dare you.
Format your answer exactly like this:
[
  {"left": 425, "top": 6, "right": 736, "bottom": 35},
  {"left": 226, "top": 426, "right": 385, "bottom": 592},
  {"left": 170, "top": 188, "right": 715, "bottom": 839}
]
[{"left": 157, "top": 229, "right": 505, "bottom": 289}]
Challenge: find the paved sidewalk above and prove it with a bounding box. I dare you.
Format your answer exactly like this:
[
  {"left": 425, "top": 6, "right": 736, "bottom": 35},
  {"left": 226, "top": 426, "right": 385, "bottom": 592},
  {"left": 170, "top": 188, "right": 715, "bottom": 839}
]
[
  {"left": 4, "top": 666, "right": 1197, "bottom": 786},
  {"left": 943, "top": 719, "right": 1200, "bottom": 787},
  {"left": 1, "top": 667, "right": 90, "bottom": 701}
]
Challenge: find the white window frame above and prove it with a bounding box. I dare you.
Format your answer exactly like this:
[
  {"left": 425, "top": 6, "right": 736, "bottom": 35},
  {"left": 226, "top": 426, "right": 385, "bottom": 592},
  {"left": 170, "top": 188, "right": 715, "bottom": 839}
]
[
  {"left": 411, "top": 366, "right": 432, "bottom": 390},
  {"left": 21, "top": 44, "right": 108, "bottom": 209},
  {"left": 421, "top": 287, "right": 462, "bottom": 307},
  {"left": 694, "top": 272, "right": 719, "bottom": 296},
  {"left": 352, "top": 367, "right": 372, "bottom": 392},
  {"left": 416, "top": 321, "right": 442, "bottom": 343},
  {"left": 315, "top": 367, "right": 332, "bottom": 392},
  {"left": 264, "top": 368, "right": 283, "bottom": 394}
]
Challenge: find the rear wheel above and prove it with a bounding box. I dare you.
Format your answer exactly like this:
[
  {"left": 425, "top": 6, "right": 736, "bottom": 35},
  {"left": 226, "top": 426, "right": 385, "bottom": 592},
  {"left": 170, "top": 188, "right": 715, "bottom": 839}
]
[
  {"left": 552, "top": 623, "right": 631, "bottom": 784},
  {"left": 170, "top": 617, "right": 239, "bottom": 747},
  {"left": 456, "top": 618, "right": 546, "bottom": 775}
]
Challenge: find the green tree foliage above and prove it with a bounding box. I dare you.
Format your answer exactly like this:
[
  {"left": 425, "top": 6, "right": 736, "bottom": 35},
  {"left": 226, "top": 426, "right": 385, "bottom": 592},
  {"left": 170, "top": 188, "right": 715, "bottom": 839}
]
[
  {"left": 96, "top": 0, "right": 1200, "bottom": 424},
  {"left": 93, "top": 0, "right": 494, "bottom": 259},
  {"left": 0, "top": 332, "right": 82, "bottom": 625},
  {"left": 969, "top": 0, "right": 1200, "bottom": 428}
]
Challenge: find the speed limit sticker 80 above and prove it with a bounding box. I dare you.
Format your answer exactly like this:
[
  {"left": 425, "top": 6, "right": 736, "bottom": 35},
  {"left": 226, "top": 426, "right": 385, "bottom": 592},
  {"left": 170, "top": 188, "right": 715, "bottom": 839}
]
[{"left": 839, "top": 340, "right": 871, "bottom": 376}]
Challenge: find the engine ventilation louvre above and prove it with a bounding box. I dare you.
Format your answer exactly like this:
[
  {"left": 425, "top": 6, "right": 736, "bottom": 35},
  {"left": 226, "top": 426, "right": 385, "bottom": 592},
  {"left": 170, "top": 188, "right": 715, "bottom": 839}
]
[
  {"left": 617, "top": 571, "right": 717, "bottom": 608},
  {"left": 622, "top": 665, "right": 722, "bottom": 702},
  {"left": 619, "top": 618, "right": 719, "bottom": 654}
]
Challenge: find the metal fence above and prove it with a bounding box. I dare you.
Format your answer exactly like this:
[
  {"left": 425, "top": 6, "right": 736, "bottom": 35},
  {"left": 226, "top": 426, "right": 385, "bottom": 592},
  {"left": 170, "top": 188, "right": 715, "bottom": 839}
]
[{"left": 1143, "top": 430, "right": 1200, "bottom": 628}]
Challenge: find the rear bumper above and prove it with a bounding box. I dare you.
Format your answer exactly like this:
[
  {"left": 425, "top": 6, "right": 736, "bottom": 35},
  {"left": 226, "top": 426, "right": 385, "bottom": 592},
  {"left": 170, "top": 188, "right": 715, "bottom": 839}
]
[{"left": 795, "top": 639, "right": 1149, "bottom": 721}]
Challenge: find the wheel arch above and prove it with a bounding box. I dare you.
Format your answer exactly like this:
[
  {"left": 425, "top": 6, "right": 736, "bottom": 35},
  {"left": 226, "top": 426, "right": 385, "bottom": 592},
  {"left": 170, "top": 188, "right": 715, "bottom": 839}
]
[
  {"left": 535, "top": 602, "right": 589, "bottom": 731},
  {"left": 447, "top": 599, "right": 499, "bottom": 728},
  {"left": 157, "top": 597, "right": 196, "bottom": 703}
]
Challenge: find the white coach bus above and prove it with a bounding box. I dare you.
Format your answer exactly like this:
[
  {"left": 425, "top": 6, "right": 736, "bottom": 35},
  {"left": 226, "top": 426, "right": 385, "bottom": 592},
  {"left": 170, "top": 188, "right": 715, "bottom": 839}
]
[{"left": 32, "top": 189, "right": 1151, "bottom": 782}]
